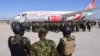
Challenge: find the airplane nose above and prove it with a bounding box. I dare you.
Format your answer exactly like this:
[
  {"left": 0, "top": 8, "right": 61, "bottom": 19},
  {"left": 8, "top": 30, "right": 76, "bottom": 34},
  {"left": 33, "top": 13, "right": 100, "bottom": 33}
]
[
  {"left": 15, "top": 16, "right": 20, "bottom": 20},
  {"left": 14, "top": 16, "right": 26, "bottom": 22}
]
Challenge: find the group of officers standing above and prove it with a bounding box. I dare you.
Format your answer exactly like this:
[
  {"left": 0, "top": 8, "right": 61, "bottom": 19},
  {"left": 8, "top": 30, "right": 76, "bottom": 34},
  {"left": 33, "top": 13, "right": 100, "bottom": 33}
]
[{"left": 11, "top": 20, "right": 96, "bottom": 33}]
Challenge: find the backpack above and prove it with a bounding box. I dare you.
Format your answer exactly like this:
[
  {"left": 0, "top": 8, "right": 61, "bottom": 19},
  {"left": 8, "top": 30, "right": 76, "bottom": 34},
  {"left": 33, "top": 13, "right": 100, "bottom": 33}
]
[
  {"left": 8, "top": 36, "right": 29, "bottom": 56},
  {"left": 57, "top": 35, "right": 75, "bottom": 55}
]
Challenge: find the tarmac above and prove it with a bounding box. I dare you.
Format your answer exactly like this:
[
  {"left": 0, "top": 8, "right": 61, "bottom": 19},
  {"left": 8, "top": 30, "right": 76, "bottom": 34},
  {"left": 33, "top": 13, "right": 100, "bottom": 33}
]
[{"left": 0, "top": 23, "right": 100, "bottom": 56}]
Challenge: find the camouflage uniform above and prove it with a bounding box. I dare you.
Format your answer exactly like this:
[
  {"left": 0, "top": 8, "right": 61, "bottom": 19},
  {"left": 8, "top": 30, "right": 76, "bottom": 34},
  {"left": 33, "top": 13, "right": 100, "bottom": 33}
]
[
  {"left": 8, "top": 23, "right": 34, "bottom": 56},
  {"left": 57, "top": 26, "right": 75, "bottom": 56},
  {"left": 32, "top": 28, "right": 56, "bottom": 56},
  {"left": 32, "top": 39, "right": 56, "bottom": 56}
]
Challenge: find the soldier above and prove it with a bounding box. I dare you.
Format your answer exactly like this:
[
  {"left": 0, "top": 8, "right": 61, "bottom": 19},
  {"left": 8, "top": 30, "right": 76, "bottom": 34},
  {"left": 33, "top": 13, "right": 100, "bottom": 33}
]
[
  {"left": 86, "top": 21, "right": 92, "bottom": 31},
  {"left": 71, "top": 21, "right": 75, "bottom": 32},
  {"left": 45, "top": 23, "right": 49, "bottom": 31},
  {"left": 8, "top": 23, "right": 33, "bottom": 56},
  {"left": 31, "top": 22, "right": 35, "bottom": 32},
  {"left": 57, "top": 26, "right": 76, "bottom": 56},
  {"left": 81, "top": 21, "right": 86, "bottom": 32},
  {"left": 98, "top": 20, "right": 100, "bottom": 28},
  {"left": 75, "top": 21, "right": 80, "bottom": 32},
  {"left": 25, "top": 22, "right": 31, "bottom": 32},
  {"left": 32, "top": 28, "right": 56, "bottom": 56}
]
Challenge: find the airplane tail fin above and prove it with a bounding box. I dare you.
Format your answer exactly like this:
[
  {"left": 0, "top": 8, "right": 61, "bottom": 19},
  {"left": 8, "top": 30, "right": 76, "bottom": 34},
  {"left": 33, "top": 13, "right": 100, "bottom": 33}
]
[
  {"left": 81, "top": 0, "right": 96, "bottom": 20},
  {"left": 74, "top": 0, "right": 96, "bottom": 21},
  {"left": 85, "top": 0, "right": 96, "bottom": 10}
]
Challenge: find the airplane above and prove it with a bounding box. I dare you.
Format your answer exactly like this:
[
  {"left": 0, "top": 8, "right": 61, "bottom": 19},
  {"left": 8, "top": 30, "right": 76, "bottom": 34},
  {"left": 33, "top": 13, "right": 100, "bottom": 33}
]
[{"left": 15, "top": 0, "right": 97, "bottom": 23}]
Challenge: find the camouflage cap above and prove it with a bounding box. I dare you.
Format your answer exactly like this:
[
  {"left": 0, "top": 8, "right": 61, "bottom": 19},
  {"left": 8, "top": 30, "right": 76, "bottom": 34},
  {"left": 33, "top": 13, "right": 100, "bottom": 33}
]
[{"left": 38, "top": 28, "right": 48, "bottom": 33}]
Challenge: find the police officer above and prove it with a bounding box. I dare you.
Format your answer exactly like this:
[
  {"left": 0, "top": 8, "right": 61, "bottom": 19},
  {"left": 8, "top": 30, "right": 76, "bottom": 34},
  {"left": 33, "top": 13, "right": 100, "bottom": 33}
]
[
  {"left": 8, "top": 23, "right": 33, "bottom": 56},
  {"left": 57, "top": 26, "right": 76, "bottom": 56},
  {"left": 32, "top": 28, "right": 56, "bottom": 56}
]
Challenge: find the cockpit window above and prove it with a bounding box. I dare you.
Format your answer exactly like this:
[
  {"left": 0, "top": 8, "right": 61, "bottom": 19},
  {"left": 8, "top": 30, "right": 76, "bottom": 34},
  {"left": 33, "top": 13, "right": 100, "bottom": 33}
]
[
  {"left": 17, "top": 13, "right": 27, "bottom": 16},
  {"left": 24, "top": 13, "right": 27, "bottom": 15},
  {"left": 22, "top": 13, "right": 27, "bottom": 16},
  {"left": 18, "top": 14, "right": 20, "bottom": 16}
]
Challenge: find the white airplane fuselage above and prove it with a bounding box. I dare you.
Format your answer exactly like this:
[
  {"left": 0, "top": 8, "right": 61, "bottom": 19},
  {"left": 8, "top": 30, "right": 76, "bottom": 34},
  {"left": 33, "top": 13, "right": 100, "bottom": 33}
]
[{"left": 15, "top": 11, "right": 74, "bottom": 22}]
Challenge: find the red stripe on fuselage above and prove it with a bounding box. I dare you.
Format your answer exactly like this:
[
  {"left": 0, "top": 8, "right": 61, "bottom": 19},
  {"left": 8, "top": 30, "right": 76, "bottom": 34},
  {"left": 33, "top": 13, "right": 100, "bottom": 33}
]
[{"left": 74, "top": 13, "right": 83, "bottom": 20}]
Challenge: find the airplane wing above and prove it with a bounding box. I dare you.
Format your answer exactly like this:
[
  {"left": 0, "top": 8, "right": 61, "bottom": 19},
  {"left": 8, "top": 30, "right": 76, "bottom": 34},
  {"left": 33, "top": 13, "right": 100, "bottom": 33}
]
[{"left": 61, "top": 7, "right": 100, "bottom": 17}]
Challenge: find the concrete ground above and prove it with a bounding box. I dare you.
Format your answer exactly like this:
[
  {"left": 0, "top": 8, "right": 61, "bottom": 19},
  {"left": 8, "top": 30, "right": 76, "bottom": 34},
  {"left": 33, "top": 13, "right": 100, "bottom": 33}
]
[{"left": 0, "top": 23, "right": 100, "bottom": 56}]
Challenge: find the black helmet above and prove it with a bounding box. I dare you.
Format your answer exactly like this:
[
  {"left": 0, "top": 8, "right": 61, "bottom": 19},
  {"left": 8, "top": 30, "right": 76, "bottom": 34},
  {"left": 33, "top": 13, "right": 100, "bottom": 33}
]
[
  {"left": 13, "top": 23, "right": 25, "bottom": 35},
  {"left": 62, "top": 26, "right": 72, "bottom": 35}
]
